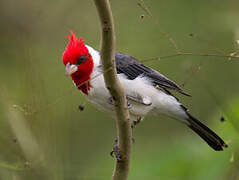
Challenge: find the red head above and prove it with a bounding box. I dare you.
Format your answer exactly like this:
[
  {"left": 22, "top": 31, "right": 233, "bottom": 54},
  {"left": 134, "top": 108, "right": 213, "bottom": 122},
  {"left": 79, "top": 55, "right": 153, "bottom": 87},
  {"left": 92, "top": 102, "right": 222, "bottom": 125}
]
[{"left": 62, "top": 30, "right": 94, "bottom": 95}]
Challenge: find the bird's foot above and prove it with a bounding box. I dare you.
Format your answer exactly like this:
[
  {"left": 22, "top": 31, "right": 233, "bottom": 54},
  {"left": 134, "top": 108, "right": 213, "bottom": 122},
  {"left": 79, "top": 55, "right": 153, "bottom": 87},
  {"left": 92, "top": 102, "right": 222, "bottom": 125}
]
[
  {"left": 110, "top": 139, "right": 122, "bottom": 162},
  {"left": 110, "top": 138, "right": 135, "bottom": 162}
]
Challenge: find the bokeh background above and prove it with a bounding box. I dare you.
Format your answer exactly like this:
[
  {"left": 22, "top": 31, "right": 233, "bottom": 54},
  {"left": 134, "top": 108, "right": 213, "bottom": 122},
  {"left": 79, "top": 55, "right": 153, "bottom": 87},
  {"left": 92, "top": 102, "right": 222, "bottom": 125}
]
[{"left": 0, "top": 0, "right": 239, "bottom": 179}]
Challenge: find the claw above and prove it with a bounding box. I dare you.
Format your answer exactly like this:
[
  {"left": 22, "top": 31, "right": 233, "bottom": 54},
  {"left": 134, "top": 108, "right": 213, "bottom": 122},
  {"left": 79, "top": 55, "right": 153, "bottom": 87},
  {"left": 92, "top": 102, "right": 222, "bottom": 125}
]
[
  {"left": 110, "top": 139, "right": 122, "bottom": 162},
  {"left": 110, "top": 138, "right": 135, "bottom": 161}
]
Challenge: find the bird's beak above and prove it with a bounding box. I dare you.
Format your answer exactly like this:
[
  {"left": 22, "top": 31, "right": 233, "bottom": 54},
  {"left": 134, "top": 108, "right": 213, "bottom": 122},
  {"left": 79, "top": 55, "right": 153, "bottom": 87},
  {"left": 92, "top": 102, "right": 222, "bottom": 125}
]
[{"left": 65, "top": 62, "right": 78, "bottom": 76}]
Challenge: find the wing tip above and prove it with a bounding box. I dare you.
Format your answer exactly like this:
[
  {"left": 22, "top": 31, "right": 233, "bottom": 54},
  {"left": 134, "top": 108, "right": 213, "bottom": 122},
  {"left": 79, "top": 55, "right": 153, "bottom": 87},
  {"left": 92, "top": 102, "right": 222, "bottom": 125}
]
[{"left": 179, "top": 89, "right": 191, "bottom": 97}]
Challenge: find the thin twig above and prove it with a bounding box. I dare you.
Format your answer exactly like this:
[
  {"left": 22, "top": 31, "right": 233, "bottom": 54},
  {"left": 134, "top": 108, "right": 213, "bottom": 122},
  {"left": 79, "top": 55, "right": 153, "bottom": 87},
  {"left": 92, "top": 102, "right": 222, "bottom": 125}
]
[
  {"left": 141, "top": 52, "right": 239, "bottom": 63},
  {"left": 188, "top": 33, "right": 226, "bottom": 54},
  {"left": 137, "top": 0, "right": 180, "bottom": 53},
  {"left": 93, "top": 1, "right": 132, "bottom": 180}
]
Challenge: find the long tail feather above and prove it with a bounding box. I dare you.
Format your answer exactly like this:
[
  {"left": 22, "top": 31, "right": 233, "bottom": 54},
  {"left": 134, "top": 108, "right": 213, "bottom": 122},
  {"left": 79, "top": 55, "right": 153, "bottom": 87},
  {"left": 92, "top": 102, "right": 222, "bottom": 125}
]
[{"left": 186, "top": 112, "right": 228, "bottom": 151}]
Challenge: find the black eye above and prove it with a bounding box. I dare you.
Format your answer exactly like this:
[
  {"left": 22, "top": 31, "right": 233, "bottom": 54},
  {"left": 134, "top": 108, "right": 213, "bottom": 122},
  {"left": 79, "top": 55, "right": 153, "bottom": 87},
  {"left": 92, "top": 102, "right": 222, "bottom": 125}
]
[{"left": 76, "top": 55, "right": 87, "bottom": 65}]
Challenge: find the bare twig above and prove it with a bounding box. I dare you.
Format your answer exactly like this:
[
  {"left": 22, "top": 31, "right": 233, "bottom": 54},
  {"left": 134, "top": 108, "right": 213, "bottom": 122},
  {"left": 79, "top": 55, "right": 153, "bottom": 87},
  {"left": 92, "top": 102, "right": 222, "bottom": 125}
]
[
  {"left": 141, "top": 52, "right": 239, "bottom": 63},
  {"left": 188, "top": 33, "right": 226, "bottom": 54},
  {"left": 93, "top": 1, "right": 132, "bottom": 180},
  {"left": 137, "top": 0, "right": 180, "bottom": 53}
]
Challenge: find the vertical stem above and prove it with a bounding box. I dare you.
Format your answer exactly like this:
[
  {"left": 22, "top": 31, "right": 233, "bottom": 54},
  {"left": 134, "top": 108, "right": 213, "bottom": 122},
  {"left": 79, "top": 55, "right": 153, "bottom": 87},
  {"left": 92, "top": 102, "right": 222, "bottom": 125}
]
[{"left": 92, "top": 0, "right": 132, "bottom": 180}]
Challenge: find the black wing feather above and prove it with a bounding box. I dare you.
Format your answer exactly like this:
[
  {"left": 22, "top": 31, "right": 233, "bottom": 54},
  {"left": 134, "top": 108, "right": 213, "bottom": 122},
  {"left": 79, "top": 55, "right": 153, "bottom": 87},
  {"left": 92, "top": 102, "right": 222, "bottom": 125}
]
[{"left": 115, "top": 52, "right": 190, "bottom": 96}]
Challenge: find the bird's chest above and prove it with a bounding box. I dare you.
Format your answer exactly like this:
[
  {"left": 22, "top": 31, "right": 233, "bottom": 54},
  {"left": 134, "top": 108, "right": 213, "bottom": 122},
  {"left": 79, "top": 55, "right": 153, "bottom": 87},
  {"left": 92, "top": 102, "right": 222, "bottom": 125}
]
[
  {"left": 87, "top": 75, "right": 153, "bottom": 117},
  {"left": 87, "top": 76, "right": 114, "bottom": 113}
]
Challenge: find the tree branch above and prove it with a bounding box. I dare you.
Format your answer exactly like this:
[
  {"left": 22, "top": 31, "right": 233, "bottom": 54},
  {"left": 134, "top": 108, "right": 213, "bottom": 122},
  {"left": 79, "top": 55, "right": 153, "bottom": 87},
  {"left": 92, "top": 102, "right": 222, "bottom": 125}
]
[{"left": 93, "top": 1, "right": 132, "bottom": 180}]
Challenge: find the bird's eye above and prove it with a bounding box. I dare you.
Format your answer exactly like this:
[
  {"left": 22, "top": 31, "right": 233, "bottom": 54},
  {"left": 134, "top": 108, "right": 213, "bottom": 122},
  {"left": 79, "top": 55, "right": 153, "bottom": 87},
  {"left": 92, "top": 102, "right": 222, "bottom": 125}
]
[{"left": 76, "top": 55, "right": 87, "bottom": 65}]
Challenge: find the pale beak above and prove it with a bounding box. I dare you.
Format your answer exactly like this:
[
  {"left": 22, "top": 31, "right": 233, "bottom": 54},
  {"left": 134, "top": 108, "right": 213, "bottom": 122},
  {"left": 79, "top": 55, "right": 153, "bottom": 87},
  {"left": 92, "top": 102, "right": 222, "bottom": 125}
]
[{"left": 65, "top": 62, "right": 78, "bottom": 76}]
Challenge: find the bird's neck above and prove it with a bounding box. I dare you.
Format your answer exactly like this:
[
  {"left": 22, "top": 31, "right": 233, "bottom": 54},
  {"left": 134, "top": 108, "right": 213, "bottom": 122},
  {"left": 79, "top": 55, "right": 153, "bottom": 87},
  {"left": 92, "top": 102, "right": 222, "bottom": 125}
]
[{"left": 71, "top": 57, "right": 94, "bottom": 95}]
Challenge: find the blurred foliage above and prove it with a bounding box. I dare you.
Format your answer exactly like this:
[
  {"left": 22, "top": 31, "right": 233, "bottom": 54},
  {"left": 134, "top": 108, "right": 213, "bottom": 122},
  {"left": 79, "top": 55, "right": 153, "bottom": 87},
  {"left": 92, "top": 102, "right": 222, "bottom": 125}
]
[{"left": 0, "top": 0, "right": 239, "bottom": 179}]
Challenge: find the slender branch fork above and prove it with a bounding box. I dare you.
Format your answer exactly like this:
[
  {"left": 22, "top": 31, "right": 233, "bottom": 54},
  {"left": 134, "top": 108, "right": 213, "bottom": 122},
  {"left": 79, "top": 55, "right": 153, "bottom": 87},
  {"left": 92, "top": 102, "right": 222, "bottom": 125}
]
[{"left": 93, "top": 0, "right": 132, "bottom": 180}]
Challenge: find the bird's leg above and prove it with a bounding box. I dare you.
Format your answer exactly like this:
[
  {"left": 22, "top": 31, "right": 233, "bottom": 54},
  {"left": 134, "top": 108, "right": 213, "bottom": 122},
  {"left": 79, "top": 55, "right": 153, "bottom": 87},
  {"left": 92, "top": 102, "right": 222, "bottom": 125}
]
[
  {"left": 131, "top": 116, "right": 143, "bottom": 129},
  {"left": 127, "top": 116, "right": 143, "bottom": 145}
]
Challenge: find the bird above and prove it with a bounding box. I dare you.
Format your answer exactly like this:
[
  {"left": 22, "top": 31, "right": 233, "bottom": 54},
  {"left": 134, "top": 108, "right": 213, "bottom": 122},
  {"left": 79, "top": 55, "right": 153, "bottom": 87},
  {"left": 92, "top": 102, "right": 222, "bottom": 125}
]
[{"left": 62, "top": 30, "right": 227, "bottom": 152}]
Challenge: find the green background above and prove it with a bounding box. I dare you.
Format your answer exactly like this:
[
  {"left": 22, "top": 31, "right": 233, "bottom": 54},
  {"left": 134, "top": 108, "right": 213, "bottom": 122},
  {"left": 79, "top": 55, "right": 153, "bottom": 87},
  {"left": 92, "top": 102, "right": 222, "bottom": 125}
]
[{"left": 0, "top": 0, "right": 239, "bottom": 179}]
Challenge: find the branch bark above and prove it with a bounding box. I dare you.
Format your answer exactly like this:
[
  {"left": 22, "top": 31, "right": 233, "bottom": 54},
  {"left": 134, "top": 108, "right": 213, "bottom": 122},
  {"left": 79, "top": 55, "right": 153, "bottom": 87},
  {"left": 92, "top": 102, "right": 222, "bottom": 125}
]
[{"left": 93, "top": 1, "right": 132, "bottom": 180}]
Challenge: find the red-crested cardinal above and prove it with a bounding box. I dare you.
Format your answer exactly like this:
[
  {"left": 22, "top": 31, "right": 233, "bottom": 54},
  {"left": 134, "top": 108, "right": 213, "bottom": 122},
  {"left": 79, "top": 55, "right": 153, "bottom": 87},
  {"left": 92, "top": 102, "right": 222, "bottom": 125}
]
[{"left": 62, "top": 31, "right": 227, "bottom": 151}]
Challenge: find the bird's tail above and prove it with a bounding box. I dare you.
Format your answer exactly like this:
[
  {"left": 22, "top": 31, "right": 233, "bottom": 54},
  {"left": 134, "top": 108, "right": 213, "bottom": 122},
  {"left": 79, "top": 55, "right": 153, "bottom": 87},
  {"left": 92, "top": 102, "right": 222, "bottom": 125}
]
[{"left": 186, "top": 112, "right": 228, "bottom": 151}]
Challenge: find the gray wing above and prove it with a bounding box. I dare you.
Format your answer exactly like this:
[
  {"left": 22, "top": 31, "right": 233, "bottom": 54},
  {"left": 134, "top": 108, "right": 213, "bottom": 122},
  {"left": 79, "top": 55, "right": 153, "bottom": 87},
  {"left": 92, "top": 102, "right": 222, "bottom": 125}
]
[{"left": 115, "top": 52, "right": 190, "bottom": 96}]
